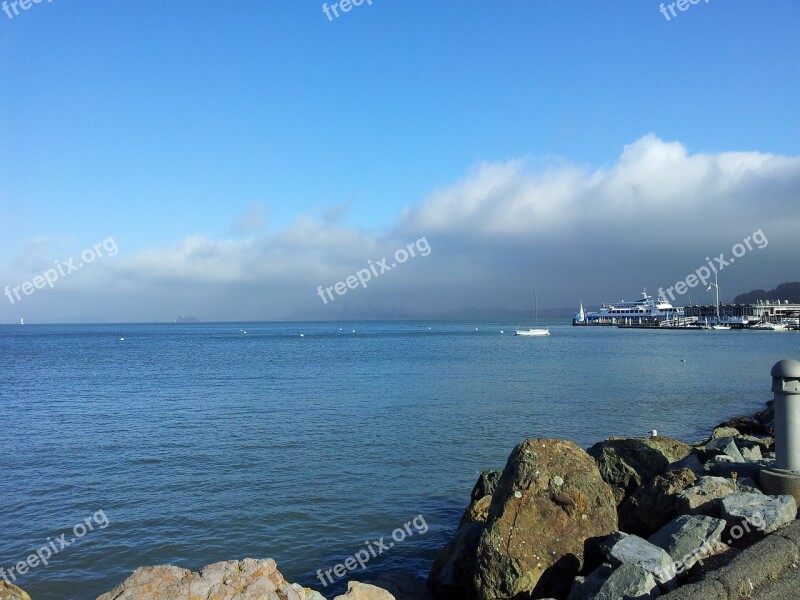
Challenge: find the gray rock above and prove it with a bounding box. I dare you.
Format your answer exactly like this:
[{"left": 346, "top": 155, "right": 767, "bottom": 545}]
[
  {"left": 710, "top": 426, "right": 740, "bottom": 439},
  {"left": 666, "top": 452, "right": 706, "bottom": 477},
  {"left": 648, "top": 514, "right": 726, "bottom": 576},
  {"left": 600, "top": 532, "right": 675, "bottom": 589},
  {"left": 704, "top": 437, "right": 745, "bottom": 462},
  {"left": 721, "top": 492, "right": 797, "bottom": 535},
  {"left": 741, "top": 445, "right": 763, "bottom": 461},
  {"left": 566, "top": 563, "right": 613, "bottom": 600},
  {"left": 733, "top": 433, "right": 774, "bottom": 452},
  {"left": 677, "top": 476, "right": 736, "bottom": 516},
  {"left": 595, "top": 563, "right": 660, "bottom": 600}
]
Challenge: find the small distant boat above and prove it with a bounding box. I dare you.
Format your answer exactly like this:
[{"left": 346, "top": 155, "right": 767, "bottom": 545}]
[
  {"left": 751, "top": 320, "right": 788, "bottom": 331},
  {"left": 19, "top": 318, "right": 24, "bottom": 325},
  {"left": 516, "top": 285, "right": 550, "bottom": 337},
  {"left": 572, "top": 301, "right": 586, "bottom": 325},
  {"left": 706, "top": 272, "right": 731, "bottom": 330}
]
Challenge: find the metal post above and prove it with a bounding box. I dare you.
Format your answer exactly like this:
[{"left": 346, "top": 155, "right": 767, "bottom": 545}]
[
  {"left": 771, "top": 359, "right": 800, "bottom": 470},
  {"left": 760, "top": 359, "right": 800, "bottom": 501}
]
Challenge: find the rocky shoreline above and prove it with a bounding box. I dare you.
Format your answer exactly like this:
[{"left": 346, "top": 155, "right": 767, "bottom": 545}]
[{"left": 3, "top": 400, "right": 795, "bottom": 600}]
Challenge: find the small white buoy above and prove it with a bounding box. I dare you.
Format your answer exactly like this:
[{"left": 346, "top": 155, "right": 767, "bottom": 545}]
[
  {"left": 500, "top": 330, "right": 504, "bottom": 334},
  {"left": 428, "top": 327, "right": 431, "bottom": 330},
  {"left": 475, "top": 327, "right": 479, "bottom": 331},
  {"left": 243, "top": 330, "right": 247, "bottom": 334},
  {"left": 339, "top": 327, "right": 343, "bottom": 331},
  {"left": 120, "top": 337, "right": 125, "bottom": 341},
  {"left": 650, "top": 429, "right": 658, "bottom": 438},
  {"left": 352, "top": 329, "right": 356, "bottom": 333},
  {"left": 300, "top": 333, "right": 304, "bottom": 337}
]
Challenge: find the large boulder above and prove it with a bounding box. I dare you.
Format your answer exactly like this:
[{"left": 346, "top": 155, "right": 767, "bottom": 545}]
[
  {"left": 474, "top": 439, "right": 618, "bottom": 600},
  {"left": 96, "top": 559, "right": 312, "bottom": 600},
  {"left": 588, "top": 437, "right": 692, "bottom": 505},
  {"left": 720, "top": 492, "right": 797, "bottom": 538},
  {"left": 618, "top": 468, "right": 697, "bottom": 537},
  {"left": 428, "top": 521, "right": 483, "bottom": 599},
  {"left": 648, "top": 515, "right": 727, "bottom": 576},
  {"left": 334, "top": 581, "right": 394, "bottom": 600},
  {"left": 0, "top": 582, "right": 31, "bottom": 600}
]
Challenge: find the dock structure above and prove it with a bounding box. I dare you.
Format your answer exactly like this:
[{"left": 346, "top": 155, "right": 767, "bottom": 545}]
[
  {"left": 684, "top": 300, "right": 800, "bottom": 328},
  {"left": 575, "top": 300, "right": 800, "bottom": 329}
]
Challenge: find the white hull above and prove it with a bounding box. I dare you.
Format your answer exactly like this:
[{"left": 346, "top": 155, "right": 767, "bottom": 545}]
[
  {"left": 515, "top": 328, "right": 550, "bottom": 337},
  {"left": 751, "top": 322, "right": 787, "bottom": 331},
  {"left": 711, "top": 325, "right": 731, "bottom": 330}
]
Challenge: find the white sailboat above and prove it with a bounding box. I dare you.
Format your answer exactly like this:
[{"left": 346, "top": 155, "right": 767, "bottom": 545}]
[
  {"left": 572, "top": 300, "right": 586, "bottom": 325},
  {"left": 19, "top": 317, "right": 24, "bottom": 325},
  {"left": 706, "top": 272, "right": 731, "bottom": 330},
  {"left": 516, "top": 286, "right": 550, "bottom": 337}
]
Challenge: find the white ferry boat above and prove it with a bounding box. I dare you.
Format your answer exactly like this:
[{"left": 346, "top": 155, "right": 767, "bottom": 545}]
[{"left": 574, "top": 289, "right": 683, "bottom": 326}]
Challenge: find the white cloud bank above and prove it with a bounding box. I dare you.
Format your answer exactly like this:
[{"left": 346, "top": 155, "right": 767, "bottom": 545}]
[{"left": 3, "top": 135, "right": 799, "bottom": 322}]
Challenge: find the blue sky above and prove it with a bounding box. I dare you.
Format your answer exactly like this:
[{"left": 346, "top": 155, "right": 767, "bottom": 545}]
[{"left": 1, "top": 1, "right": 799, "bottom": 321}]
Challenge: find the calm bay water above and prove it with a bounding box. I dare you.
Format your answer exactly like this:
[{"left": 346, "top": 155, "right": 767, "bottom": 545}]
[{"left": 1, "top": 321, "right": 797, "bottom": 598}]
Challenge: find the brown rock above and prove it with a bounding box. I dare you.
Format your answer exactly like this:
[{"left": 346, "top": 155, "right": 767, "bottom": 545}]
[
  {"left": 471, "top": 470, "right": 501, "bottom": 503},
  {"left": 96, "top": 558, "right": 309, "bottom": 600},
  {"left": 428, "top": 521, "right": 483, "bottom": 599},
  {"left": 460, "top": 496, "right": 492, "bottom": 527},
  {"left": 618, "top": 468, "right": 698, "bottom": 537},
  {"left": 333, "top": 581, "right": 395, "bottom": 600},
  {"left": 0, "top": 581, "right": 31, "bottom": 600},
  {"left": 587, "top": 436, "right": 692, "bottom": 505},
  {"left": 460, "top": 470, "right": 502, "bottom": 527},
  {"left": 474, "top": 439, "right": 618, "bottom": 600}
]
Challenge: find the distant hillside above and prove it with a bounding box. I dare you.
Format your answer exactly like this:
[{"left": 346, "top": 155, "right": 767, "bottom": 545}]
[{"left": 734, "top": 282, "right": 800, "bottom": 304}]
